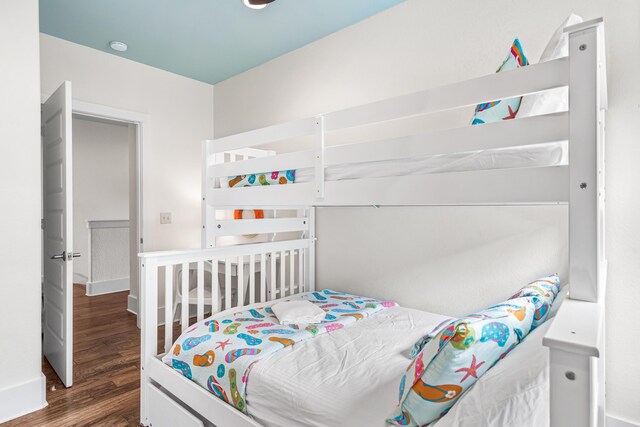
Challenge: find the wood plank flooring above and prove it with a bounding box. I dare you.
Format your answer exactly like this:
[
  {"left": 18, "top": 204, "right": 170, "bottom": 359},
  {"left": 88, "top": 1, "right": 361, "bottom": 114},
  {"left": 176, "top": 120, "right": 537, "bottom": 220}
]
[{"left": 4, "top": 285, "right": 141, "bottom": 427}]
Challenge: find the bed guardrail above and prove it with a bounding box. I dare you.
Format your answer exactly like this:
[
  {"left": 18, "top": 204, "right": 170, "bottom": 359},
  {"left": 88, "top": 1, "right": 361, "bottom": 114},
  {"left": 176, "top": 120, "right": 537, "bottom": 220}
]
[
  {"left": 203, "top": 54, "right": 573, "bottom": 208},
  {"left": 139, "top": 238, "right": 313, "bottom": 426}
]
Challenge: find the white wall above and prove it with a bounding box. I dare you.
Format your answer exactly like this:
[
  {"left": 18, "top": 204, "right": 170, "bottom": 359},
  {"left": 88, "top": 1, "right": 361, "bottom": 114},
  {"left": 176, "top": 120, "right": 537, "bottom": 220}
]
[
  {"left": 72, "top": 117, "right": 132, "bottom": 282},
  {"left": 213, "top": 0, "right": 640, "bottom": 423},
  {"left": 0, "top": 0, "right": 47, "bottom": 422},
  {"left": 40, "top": 34, "right": 215, "bottom": 308}
]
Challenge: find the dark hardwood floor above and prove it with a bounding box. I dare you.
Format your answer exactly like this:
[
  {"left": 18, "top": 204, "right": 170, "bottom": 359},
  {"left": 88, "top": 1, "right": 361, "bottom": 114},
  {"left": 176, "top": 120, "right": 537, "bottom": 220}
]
[{"left": 4, "top": 285, "right": 141, "bottom": 427}]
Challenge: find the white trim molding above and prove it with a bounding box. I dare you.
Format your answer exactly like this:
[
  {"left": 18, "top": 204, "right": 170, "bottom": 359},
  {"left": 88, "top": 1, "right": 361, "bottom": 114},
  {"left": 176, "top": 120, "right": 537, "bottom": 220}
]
[
  {"left": 0, "top": 373, "right": 47, "bottom": 424},
  {"left": 128, "top": 294, "right": 139, "bottom": 316},
  {"left": 86, "top": 219, "right": 130, "bottom": 229},
  {"left": 73, "top": 272, "right": 88, "bottom": 285},
  {"left": 86, "top": 278, "right": 130, "bottom": 296}
]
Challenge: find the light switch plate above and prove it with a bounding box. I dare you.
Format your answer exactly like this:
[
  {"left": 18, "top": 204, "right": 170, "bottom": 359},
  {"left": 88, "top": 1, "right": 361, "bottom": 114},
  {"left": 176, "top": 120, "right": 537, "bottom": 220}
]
[{"left": 160, "top": 212, "right": 172, "bottom": 224}]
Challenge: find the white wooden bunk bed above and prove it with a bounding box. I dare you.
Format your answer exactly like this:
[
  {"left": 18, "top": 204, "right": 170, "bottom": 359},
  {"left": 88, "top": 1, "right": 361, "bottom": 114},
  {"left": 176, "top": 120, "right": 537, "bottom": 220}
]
[{"left": 140, "top": 19, "right": 607, "bottom": 427}]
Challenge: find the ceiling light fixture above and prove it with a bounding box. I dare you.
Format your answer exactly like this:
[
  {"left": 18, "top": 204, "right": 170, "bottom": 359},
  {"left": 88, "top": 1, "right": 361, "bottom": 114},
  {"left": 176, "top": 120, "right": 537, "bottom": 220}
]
[
  {"left": 243, "top": 0, "right": 275, "bottom": 10},
  {"left": 109, "top": 41, "right": 128, "bottom": 52}
]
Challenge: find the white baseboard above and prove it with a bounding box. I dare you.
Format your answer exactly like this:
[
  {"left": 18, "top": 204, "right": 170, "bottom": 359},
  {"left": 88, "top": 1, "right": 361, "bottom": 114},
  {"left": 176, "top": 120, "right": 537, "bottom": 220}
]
[
  {"left": 73, "top": 272, "right": 88, "bottom": 284},
  {"left": 127, "top": 294, "right": 138, "bottom": 315},
  {"left": 608, "top": 415, "right": 640, "bottom": 427},
  {"left": 86, "top": 278, "right": 129, "bottom": 296},
  {"left": 0, "top": 373, "right": 47, "bottom": 424}
]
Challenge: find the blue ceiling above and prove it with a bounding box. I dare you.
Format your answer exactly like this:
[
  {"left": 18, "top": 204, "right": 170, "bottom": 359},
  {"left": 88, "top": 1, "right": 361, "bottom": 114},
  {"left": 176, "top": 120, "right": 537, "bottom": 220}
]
[{"left": 39, "top": 0, "right": 406, "bottom": 85}]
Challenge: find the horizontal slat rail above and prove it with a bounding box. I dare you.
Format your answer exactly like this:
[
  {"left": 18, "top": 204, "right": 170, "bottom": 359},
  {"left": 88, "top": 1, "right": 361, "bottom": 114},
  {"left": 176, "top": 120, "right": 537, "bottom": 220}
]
[
  {"left": 140, "top": 238, "right": 312, "bottom": 266},
  {"left": 208, "top": 112, "right": 567, "bottom": 187},
  {"left": 210, "top": 166, "right": 568, "bottom": 207},
  {"left": 325, "top": 112, "right": 568, "bottom": 166},
  {"left": 206, "top": 58, "right": 567, "bottom": 159},
  {"left": 325, "top": 57, "right": 568, "bottom": 131},
  {"left": 210, "top": 150, "right": 314, "bottom": 178},
  {"left": 203, "top": 147, "right": 275, "bottom": 168},
  {"left": 211, "top": 116, "right": 321, "bottom": 153},
  {"left": 214, "top": 217, "right": 309, "bottom": 236}
]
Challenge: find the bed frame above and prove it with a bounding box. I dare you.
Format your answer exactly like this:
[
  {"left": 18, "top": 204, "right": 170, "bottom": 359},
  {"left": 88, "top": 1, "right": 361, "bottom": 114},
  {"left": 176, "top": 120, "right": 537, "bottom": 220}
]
[{"left": 139, "top": 18, "right": 607, "bottom": 427}]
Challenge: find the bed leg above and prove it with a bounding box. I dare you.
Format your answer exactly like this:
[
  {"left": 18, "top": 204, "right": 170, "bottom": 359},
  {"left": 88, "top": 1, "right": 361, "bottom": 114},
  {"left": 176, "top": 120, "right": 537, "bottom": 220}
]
[
  {"left": 139, "top": 257, "right": 158, "bottom": 427},
  {"left": 549, "top": 348, "right": 595, "bottom": 427}
]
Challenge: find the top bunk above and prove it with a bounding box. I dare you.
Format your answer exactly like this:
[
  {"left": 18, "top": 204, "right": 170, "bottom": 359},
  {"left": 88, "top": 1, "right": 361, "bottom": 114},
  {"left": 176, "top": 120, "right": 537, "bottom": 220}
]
[{"left": 203, "top": 18, "right": 607, "bottom": 209}]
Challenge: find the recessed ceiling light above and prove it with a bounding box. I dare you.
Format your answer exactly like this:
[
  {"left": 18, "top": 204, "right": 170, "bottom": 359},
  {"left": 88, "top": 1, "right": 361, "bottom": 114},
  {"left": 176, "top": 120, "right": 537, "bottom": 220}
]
[
  {"left": 109, "top": 41, "right": 128, "bottom": 52},
  {"left": 243, "top": 0, "right": 272, "bottom": 10}
]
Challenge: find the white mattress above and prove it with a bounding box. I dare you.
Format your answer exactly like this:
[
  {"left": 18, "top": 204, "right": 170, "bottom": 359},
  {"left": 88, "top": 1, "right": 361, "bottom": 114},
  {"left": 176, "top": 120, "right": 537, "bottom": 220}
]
[
  {"left": 245, "top": 306, "right": 451, "bottom": 427},
  {"left": 295, "top": 142, "right": 566, "bottom": 183},
  {"left": 220, "top": 142, "right": 566, "bottom": 187}
]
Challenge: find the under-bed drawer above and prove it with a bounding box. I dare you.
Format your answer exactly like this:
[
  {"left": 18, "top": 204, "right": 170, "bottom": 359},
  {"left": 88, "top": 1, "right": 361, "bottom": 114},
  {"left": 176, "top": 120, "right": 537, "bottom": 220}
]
[{"left": 147, "top": 383, "right": 205, "bottom": 427}]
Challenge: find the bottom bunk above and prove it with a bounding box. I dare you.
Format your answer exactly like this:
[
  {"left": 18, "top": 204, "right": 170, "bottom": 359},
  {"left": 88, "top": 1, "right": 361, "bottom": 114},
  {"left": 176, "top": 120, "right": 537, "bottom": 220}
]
[{"left": 141, "top": 260, "right": 569, "bottom": 427}]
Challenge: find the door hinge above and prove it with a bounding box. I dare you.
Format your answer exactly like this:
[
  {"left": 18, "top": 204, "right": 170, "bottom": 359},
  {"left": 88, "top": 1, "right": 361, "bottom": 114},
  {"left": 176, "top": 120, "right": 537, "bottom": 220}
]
[
  {"left": 140, "top": 237, "right": 144, "bottom": 244},
  {"left": 41, "top": 218, "right": 46, "bottom": 229}
]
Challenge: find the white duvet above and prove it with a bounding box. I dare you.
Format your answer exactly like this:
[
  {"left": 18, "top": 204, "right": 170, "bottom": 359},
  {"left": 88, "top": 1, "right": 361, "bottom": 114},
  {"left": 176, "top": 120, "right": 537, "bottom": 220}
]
[
  {"left": 245, "top": 306, "right": 449, "bottom": 427},
  {"left": 244, "top": 305, "right": 552, "bottom": 427}
]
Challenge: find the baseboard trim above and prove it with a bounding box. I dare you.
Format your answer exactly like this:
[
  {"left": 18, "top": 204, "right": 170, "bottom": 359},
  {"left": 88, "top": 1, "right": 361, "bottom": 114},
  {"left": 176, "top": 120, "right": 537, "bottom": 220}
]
[
  {"left": 0, "top": 373, "right": 47, "bottom": 424},
  {"left": 86, "top": 278, "right": 129, "bottom": 296},
  {"left": 127, "top": 294, "right": 138, "bottom": 315},
  {"left": 607, "top": 415, "right": 640, "bottom": 427},
  {"left": 73, "top": 272, "right": 88, "bottom": 285}
]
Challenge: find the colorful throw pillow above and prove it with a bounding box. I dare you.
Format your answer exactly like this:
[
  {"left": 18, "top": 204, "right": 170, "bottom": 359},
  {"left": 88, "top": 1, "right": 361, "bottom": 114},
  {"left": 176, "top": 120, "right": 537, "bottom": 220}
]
[
  {"left": 471, "top": 38, "right": 529, "bottom": 125},
  {"left": 227, "top": 170, "right": 295, "bottom": 188},
  {"left": 510, "top": 273, "right": 561, "bottom": 329},
  {"left": 388, "top": 298, "right": 536, "bottom": 426}
]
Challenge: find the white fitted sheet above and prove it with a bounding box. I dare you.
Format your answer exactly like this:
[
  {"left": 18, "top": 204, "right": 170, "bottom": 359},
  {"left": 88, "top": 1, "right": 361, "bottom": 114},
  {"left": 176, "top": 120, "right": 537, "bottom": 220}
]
[
  {"left": 245, "top": 306, "right": 451, "bottom": 427},
  {"left": 296, "top": 142, "right": 566, "bottom": 183},
  {"left": 220, "top": 142, "right": 566, "bottom": 188}
]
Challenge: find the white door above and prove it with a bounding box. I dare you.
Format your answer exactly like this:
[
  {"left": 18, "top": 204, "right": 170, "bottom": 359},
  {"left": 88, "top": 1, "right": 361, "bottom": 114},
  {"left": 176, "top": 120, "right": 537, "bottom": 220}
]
[{"left": 43, "top": 81, "right": 75, "bottom": 387}]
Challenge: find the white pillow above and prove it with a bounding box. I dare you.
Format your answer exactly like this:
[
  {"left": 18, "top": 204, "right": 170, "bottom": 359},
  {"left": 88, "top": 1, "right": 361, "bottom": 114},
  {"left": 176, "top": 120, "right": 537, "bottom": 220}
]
[
  {"left": 272, "top": 300, "right": 326, "bottom": 325},
  {"left": 518, "top": 14, "right": 583, "bottom": 118},
  {"left": 432, "top": 319, "right": 553, "bottom": 427},
  {"left": 549, "top": 285, "right": 569, "bottom": 318}
]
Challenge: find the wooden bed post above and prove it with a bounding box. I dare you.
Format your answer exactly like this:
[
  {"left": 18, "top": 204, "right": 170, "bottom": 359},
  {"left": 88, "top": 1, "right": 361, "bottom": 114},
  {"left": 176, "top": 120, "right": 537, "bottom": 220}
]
[
  {"left": 567, "top": 17, "right": 607, "bottom": 304},
  {"left": 307, "top": 207, "right": 316, "bottom": 292},
  {"left": 545, "top": 18, "right": 607, "bottom": 427},
  {"left": 202, "top": 141, "right": 220, "bottom": 249},
  {"left": 139, "top": 256, "right": 158, "bottom": 427}
]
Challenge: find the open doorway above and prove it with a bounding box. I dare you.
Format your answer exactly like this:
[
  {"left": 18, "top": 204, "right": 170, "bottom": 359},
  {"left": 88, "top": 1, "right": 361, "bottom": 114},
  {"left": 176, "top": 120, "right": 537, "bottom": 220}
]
[
  {"left": 71, "top": 115, "right": 134, "bottom": 297},
  {"left": 41, "top": 84, "right": 146, "bottom": 388}
]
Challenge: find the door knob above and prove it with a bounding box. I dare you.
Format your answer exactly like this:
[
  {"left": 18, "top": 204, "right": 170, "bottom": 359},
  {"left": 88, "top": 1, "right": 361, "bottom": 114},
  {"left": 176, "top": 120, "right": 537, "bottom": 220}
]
[{"left": 50, "top": 251, "right": 81, "bottom": 261}]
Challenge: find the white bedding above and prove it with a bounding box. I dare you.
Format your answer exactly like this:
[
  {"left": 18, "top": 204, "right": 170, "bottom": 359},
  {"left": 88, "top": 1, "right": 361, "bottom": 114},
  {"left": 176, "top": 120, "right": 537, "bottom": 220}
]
[
  {"left": 296, "top": 142, "right": 566, "bottom": 183},
  {"left": 245, "top": 306, "right": 451, "bottom": 427},
  {"left": 220, "top": 142, "right": 566, "bottom": 187},
  {"left": 431, "top": 319, "right": 552, "bottom": 427},
  {"left": 172, "top": 291, "right": 555, "bottom": 426},
  {"left": 243, "top": 302, "right": 553, "bottom": 427}
]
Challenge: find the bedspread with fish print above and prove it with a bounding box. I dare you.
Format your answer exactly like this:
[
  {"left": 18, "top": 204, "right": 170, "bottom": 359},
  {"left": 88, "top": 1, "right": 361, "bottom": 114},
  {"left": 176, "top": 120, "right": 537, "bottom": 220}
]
[{"left": 162, "top": 289, "right": 396, "bottom": 413}]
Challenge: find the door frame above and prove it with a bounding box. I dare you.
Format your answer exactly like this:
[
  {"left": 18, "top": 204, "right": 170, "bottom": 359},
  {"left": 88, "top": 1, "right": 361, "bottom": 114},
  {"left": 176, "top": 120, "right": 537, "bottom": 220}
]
[{"left": 71, "top": 100, "right": 148, "bottom": 318}]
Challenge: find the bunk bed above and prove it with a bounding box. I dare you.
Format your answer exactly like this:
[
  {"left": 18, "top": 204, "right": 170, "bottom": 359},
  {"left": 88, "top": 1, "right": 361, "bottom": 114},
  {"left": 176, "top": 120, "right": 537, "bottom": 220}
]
[{"left": 139, "top": 18, "right": 607, "bottom": 427}]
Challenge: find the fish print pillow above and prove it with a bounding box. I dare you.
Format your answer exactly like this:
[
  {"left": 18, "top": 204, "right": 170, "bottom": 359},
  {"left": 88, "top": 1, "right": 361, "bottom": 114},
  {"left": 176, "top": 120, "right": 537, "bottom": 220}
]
[
  {"left": 471, "top": 38, "right": 529, "bottom": 125},
  {"left": 388, "top": 297, "right": 536, "bottom": 426},
  {"left": 227, "top": 170, "right": 295, "bottom": 188},
  {"left": 510, "top": 273, "right": 561, "bottom": 329}
]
